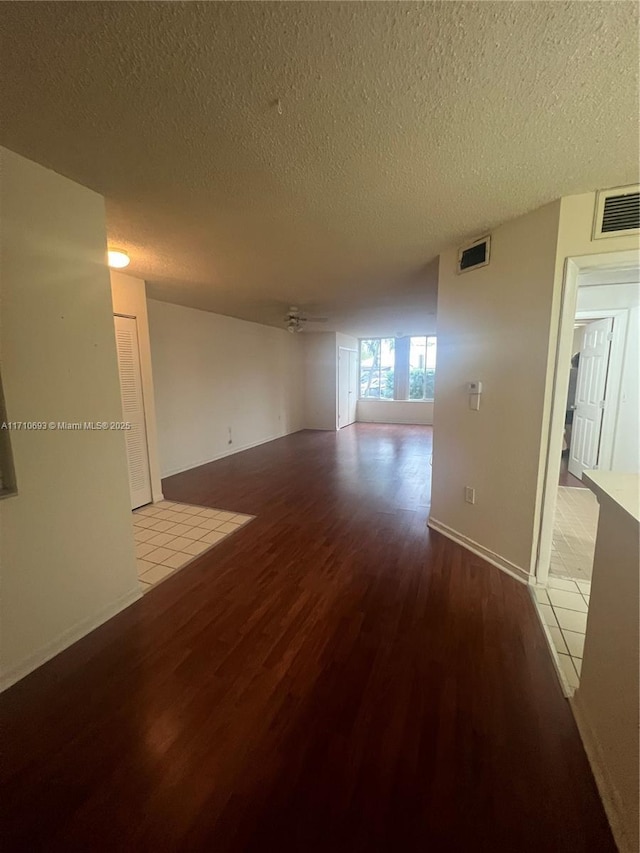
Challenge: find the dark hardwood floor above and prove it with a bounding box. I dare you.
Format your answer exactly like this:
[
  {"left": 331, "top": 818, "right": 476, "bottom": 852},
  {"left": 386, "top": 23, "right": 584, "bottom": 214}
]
[{"left": 1, "top": 425, "right": 613, "bottom": 851}]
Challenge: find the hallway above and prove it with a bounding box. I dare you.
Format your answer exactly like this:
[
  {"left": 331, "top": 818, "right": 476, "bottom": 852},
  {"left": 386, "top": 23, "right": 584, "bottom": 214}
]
[{"left": 0, "top": 426, "right": 613, "bottom": 851}]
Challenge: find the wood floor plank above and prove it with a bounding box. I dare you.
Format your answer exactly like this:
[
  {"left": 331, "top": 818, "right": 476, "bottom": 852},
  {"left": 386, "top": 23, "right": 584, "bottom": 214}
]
[{"left": 0, "top": 425, "right": 614, "bottom": 851}]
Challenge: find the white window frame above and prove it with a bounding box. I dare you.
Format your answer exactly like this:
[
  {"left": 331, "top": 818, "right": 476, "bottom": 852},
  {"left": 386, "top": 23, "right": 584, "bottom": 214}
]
[
  {"left": 358, "top": 337, "right": 396, "bottom": 401},
  {"left": 358, "top": 336, "right": 437, "bottom": 402},
  {"left": 408, "top": 335, "right": 437, "bottom": 402}
]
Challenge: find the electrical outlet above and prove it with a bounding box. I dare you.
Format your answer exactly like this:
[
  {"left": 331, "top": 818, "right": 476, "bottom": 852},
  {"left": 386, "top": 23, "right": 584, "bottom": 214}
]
[
  {"left": 228, "top": 427, "right": 233, "bottom": 445},
  {"left": 464, "top": 486, "right": 476, "bottom": 505}
]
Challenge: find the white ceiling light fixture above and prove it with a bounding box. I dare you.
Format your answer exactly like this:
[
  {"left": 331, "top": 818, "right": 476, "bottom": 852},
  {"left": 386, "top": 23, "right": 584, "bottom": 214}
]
[{"left": 107, "top": 249, "right": 130, "bottom": 269}]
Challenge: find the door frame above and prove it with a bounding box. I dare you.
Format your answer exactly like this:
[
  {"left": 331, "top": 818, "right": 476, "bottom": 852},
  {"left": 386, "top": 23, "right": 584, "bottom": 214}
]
[
  {"left": 114, "top": 312, "right": 154, "bottom": 509},
  {"left": 348, "top": 348, "right": 358, "bottom": 425},
  {"left": 338, "top": 346, "right": 358, "bottom": 429},
  {"left": 534, "top": 249, "right": 639, "bottom": 587}
]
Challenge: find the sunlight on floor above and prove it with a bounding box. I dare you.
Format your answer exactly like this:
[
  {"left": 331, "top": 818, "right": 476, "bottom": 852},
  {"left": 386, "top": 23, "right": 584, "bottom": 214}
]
[{"left": 133, "top": 500, "right": 254, "bottom": 591}]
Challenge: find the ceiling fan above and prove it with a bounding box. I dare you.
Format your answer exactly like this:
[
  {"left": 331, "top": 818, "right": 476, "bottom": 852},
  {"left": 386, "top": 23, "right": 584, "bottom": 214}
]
[{"left": 284, "top": 306, "right": 329, "bottom": 333}]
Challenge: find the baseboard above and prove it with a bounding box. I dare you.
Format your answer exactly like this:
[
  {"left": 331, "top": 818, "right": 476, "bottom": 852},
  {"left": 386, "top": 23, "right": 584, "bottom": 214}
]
[
  {"left": 160, "top": 428, "right": 305, "bottom": 478},
  {"left": 571, "top": 692, "right": 635, "bottom": 853},
  {"left": 356, "top": 416, "right": 434, "bottom": 426},
  {"left": 528, "top": 586, "right": 573, "bottom": 698},
  {"left": 0, "top": 586, "right": 142, "bottom": 693},
  {"left": 427, "top": 517, "right": 530, "bottom": 585}
]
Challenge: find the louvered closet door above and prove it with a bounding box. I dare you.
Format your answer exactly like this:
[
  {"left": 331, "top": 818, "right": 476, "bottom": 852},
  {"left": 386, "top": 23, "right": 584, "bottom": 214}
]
[{"left": 114, "top": 315, "right": 152, "bottom": 509}]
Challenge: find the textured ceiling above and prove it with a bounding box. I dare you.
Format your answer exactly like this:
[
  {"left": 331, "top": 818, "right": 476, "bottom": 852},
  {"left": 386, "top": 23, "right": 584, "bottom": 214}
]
[{"left": 1, "top": 2, "right": 638, "bottom": 334}]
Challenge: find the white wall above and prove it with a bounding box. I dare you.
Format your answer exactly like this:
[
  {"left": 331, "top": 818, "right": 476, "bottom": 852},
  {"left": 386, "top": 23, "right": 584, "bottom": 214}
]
[
  {"left": 573, "top": 474, "right": 639, "bottom": 853},
  {"left": 357, "top": 400, "right": 434, "bottom": 425},
  {"left": 148, "top": 300, "right": 305, "bottom": 476},
  {"left": 432, "top": 189, "right": 640, "bottom": 581},
  {"left": 304, "top": 332, "right": 338, "bottom": 430},
  {"left": 0, "top": 148, "right": 140, "bottom": 690},
  {"left": 110, "top": 272, "right": 164, "bottom": 501},
  {"left": 430, "top": 200, "right": 562, "bottom": 579},
  {"left": 576, "top": 283, "right": 640, "bottom": 473}
]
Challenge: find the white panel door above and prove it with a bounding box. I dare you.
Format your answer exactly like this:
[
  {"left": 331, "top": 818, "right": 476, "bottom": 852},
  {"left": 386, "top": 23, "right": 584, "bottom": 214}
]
[
  {"left": 568, "top": 317, "right": 613, "bottom": 479},
  {"left": 348, "top": 350, "right": 358, "bottom": 424},
  {"left": 338, "top": 348, "right": 351, "bottom": 429},
  {"left": 114, "top": 315, "right": 152, "bottom": 509}
]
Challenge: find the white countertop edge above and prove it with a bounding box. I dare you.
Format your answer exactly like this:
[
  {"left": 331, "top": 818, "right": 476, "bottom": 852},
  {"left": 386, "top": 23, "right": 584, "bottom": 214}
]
[{"left": 583, "top": 471, "right": 640, "bottom": 525}]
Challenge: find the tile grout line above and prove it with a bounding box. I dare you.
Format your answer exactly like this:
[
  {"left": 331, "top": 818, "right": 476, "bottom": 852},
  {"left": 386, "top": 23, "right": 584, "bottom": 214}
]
[{"left": 132, "top": 500, "right": 256, "bottom": 592}]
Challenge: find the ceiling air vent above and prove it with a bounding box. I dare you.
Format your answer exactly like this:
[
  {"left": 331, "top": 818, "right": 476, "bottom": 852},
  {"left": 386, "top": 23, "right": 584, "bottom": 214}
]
[
  {"left": 457, "top": 235, "right": 490, "bottom": 274},
  {"left": 593, "top": 185, "right": 640, "bottom": 240}
]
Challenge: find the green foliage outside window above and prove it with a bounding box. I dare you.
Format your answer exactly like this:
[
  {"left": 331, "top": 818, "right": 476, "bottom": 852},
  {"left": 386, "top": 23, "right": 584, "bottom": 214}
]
[
  {"left": 360, "top": 337, "right": 435, "bottom": 401},
  {"left": 409, "top": 367, "right": 435, "bottom": 400}
]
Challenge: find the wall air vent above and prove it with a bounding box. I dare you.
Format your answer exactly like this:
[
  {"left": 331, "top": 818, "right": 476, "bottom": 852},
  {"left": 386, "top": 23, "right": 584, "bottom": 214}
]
[
  {"left": 457, "top": 235, "right": 491, "bottom": 274},
  {"left": 593, "top": 185, "right": 640, "bottom": 240}
]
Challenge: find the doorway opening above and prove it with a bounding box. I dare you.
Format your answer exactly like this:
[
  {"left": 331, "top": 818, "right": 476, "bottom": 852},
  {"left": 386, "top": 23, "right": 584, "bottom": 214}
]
[
  {"left": 535, "top": 252, "right": 639, "bottom": 690},
  {"left": 338, "top": 346, "right": 358, "bottom": 429}
]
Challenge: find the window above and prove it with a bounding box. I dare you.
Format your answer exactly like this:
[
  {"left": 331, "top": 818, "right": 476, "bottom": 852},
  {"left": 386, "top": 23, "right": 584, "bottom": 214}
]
[
  {"left": 359, "top": 336, "right": 436, "bottom": 401},
  {"left": 360, "top": 338, "right": 395, "bottom": 399},
  {"left": 409, "top": 336, "right": 437, "bottom": 400}
]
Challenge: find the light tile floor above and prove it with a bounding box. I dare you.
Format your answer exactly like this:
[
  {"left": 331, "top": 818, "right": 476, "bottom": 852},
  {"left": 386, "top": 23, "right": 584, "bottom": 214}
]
[
  {"left": 534, "top": 576, "right": 590, "bottom": 693},
  {"left": 550, "top": 486, "right": 599, "bottom": 582},
  {"left": 133, "top": 500, "right": 254, "bottom": 592}
]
